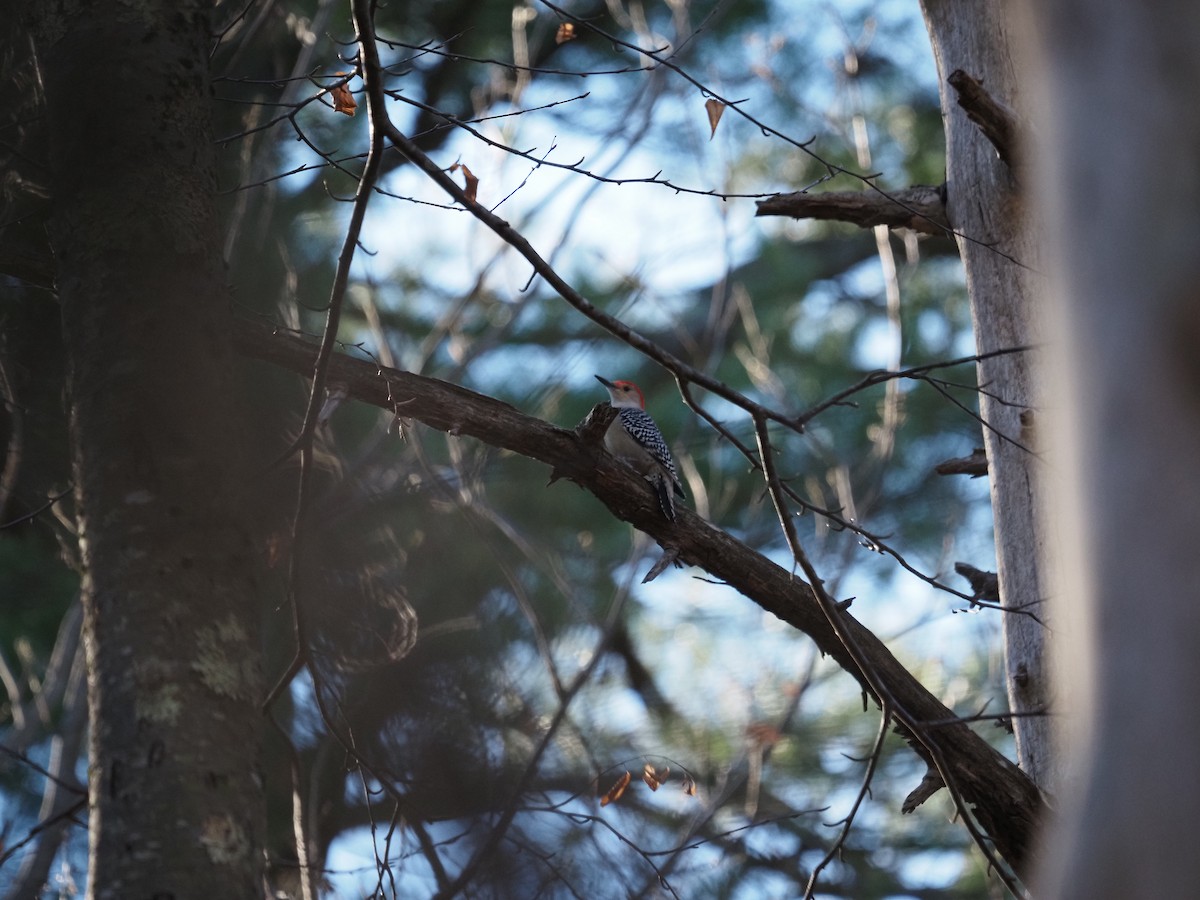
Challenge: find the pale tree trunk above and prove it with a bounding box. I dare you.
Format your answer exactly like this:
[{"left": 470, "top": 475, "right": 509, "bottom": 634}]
[
  {"left": 1024, "top": 1, "right": 1200, "bottom": 895},
  {"left": 919, "top": 1, "right": 1055, "bottom": 789},
  {"left": 30, "top": 3, "right": 266, "bottom": 897}
]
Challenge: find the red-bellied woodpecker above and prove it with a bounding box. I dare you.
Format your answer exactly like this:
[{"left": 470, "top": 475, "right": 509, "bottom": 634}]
[{"left": 595, "top": 375, "right": 685, "bottom": 521}]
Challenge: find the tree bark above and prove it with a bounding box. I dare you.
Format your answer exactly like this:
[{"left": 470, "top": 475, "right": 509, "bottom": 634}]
[
  {"left": 1024, "top": 1, "right": 1200, "bottom": 895},
  {"left": 918, "top": 0, "right": 1055, "bottom": 791},
  {"left": 30, "top": 3, "right": 265, "bottom": 896}
]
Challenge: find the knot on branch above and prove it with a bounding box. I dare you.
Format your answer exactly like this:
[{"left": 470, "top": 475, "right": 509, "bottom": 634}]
[
  {"left": 575, "top": 401, "right": 618, "bottom": 446},
  {"left": 947, "top": 69, "right": 1019, "bottom": 171},
  {"left": 547, "top": 402, "right": 618, "bottom": 487}
]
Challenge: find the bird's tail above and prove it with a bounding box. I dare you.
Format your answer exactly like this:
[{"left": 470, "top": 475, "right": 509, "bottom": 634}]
[{"left": 649, "top": 474, "right": 677, "bottom": 522}]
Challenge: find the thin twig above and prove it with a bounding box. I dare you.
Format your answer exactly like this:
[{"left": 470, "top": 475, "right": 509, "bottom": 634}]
[
  {"left": 536, "top": 0, "right": 1032, "bottom": 270},
  {"left": 794, "top": 345, "right": 1034, "bottom": 428},
  {"left": 0, "top": 487, "right": 72, "bottom": 531},
  {"left": 804, "top": 710, "right": 892, "bottom": 898}
]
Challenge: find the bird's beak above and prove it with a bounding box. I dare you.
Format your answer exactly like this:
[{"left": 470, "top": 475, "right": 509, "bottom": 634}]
[{"left": 595, "top": 375, "right": 615, "bottom": 389}]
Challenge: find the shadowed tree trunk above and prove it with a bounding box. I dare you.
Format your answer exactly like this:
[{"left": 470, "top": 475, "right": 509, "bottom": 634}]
[
  {"left": 29, "top": 2, "right": 266, "bottom": 896},
  {"left": 1025, "top": 0, "right": 1200, "bottom": 895}
]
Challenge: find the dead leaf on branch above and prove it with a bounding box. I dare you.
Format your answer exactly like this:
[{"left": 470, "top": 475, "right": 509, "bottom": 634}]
[
  {"left": 599, "top": 771, "right": 632, "bottom": 806},
  {"left": 556, "top": 23, "right": 577, "bottom": 44},
  {"left": 448, "top": 161, "right": 479, "bottom": 203},
  {"left": 642, "top": 763, "right": 669, "bottom": 791},
  {"left": 330, "top": 74, "right": 357, "bottom": 116},
  {"left": 704, "top": 98, "right": 726, "bottom": 139}
]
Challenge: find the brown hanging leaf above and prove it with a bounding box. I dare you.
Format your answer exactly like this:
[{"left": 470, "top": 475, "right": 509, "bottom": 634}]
[
  {"left": 681, "top": 776, "right": 697, "bottom": 797},
  {"left": 448, "top": 162, "right": 479, "bottom": 203},
  {"left": 600, "top": 771, "right": 632, "bottom": 807},
  {"left": 330, "top": 75, "right": 357, "bottom": 116},
  {"left": 704, "top": 98, "right": 726, "bottom": 140},
  {"left": 556, "top": 23, "right": 577, "bottom": 44},
  {"left": 642, "top": 763, "right": 669, "bottom": 791}
]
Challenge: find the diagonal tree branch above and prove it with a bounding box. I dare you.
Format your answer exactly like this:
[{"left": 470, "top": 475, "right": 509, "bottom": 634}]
[{"left": 233, "top": 316, "right": 1045, "bottom": 879}]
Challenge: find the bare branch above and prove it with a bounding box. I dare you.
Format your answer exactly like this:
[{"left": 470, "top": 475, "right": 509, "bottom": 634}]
[
  {"left": 233, "top": 316, "right": 1045, "bottom": 878},
  {"left": 755, "top": 184, "right": 949, "bottom": 235},
  {"left": 263, "top": 8, "right": 389, "bottom": 720},
  {"left": 804, "top": 711, "right": 892, "bottom": 899},
  {"left": 750, "top": 410, "right": 1022, "bottom": 888},
  {"left": 386, "top": 89, "right": 783, "bottom": 202},
  {"left": 430, "top": 607, "right": 629, "bottom": 900},
  {"left": 936, "top": 448, "right": 988, "bottom": 477},
  {"left": 794, "top": 345, "right": 1033, "bottom": 429}
]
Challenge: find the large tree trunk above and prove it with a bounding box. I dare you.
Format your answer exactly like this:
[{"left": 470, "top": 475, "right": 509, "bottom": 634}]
[
  {"left": 1025, "top": 1, "right": 1200, "bottom": 895},
  {"left": 30, "top": 3, "right": 266, "bottom": 896},
  {"left": 919, "top": 0, "right": 1055, "bottom": 790}
]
